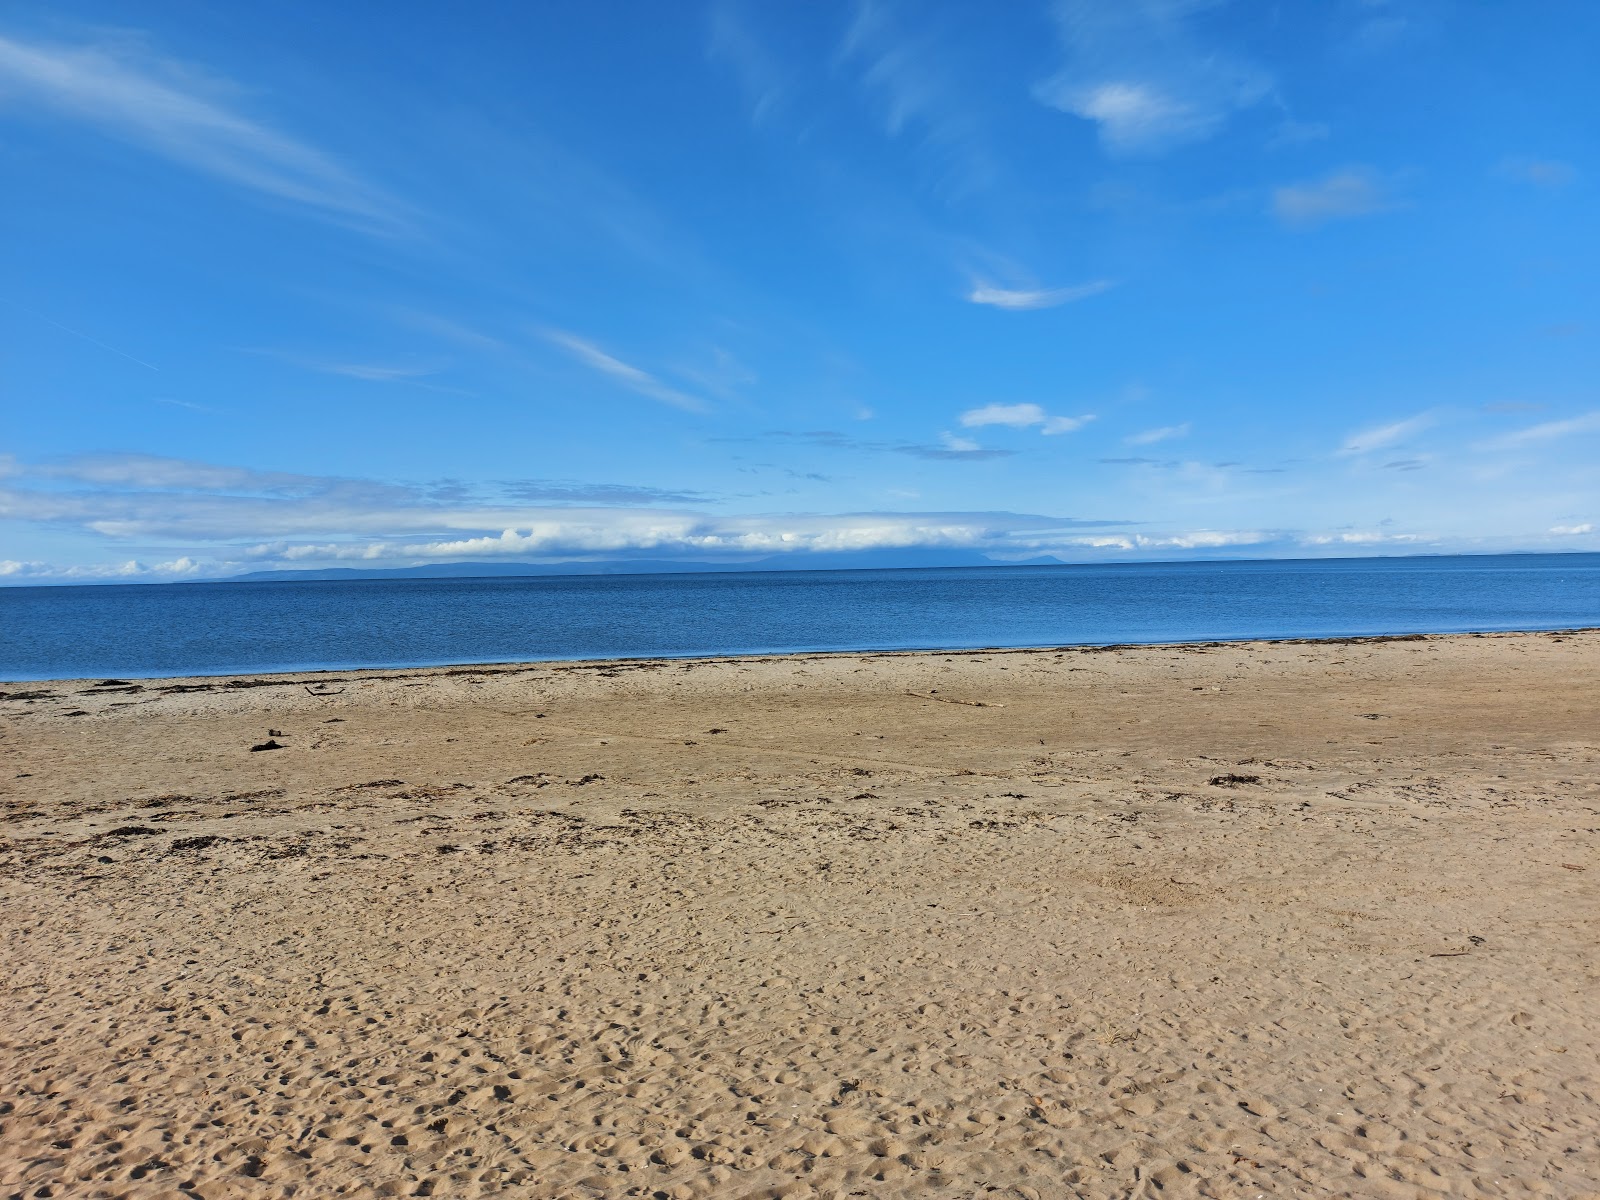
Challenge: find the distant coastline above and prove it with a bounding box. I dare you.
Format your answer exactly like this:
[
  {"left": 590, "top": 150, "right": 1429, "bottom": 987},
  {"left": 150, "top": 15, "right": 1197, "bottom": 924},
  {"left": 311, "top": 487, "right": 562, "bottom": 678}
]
[
  {"left": 220, "top": 547, "right": 1597, "bottom": 585},
  {"left": 2, "top": 546, "right": 1594, "bottom": 589}
]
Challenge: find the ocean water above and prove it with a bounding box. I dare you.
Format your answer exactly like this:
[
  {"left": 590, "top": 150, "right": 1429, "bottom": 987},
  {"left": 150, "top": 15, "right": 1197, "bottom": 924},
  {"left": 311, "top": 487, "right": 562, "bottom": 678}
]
[{"left": 2, "top": 553, "right": 1597, "bottom": 681}]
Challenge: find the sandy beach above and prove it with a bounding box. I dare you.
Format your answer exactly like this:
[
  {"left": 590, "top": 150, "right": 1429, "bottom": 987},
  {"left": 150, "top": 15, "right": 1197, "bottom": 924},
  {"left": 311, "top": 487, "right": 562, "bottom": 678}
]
[{"left": 2, "top": 629, "right": 1598, "bottom": 1199}]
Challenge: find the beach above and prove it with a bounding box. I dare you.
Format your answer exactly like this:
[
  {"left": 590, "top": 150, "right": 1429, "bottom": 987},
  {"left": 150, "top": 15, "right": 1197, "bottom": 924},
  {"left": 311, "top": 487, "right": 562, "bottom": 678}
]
[{"left": 2, "top": 629, "right": 1597, "bottom": 1198}]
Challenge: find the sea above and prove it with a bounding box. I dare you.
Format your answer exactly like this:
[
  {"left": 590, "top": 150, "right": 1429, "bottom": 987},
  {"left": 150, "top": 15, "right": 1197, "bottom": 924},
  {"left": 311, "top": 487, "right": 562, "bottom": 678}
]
[{"left": 2, "top": 553, "right": 1598, "bottom": 681}]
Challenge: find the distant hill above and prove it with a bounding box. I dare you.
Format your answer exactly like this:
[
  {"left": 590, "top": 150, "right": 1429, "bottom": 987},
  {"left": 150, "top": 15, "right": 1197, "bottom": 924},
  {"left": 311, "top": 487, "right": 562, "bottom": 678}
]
[{"left": 228, "top": 550, "right": 1067, "bottom": 583}]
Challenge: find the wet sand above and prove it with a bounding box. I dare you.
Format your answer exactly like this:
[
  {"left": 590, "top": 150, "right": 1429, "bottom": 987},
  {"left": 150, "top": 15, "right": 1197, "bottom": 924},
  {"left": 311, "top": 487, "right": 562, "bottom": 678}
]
[{"left": 2, "top": 630, "right": 1598, "bottom": 1199}]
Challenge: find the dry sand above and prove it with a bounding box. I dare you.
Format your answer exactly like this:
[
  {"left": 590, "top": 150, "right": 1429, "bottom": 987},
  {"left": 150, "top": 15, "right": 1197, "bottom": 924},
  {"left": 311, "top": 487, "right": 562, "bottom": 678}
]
[{"left": 2, "top": 630, "right": 1598, "bottom": 1199}]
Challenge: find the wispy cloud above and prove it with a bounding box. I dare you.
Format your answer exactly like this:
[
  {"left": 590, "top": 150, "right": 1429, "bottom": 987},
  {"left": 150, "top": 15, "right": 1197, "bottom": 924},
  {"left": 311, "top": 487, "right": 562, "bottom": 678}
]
[
  {"left": 967, "top": 279, "right": 1114, "bottom": 310},
  {"left": 1550, "top": 523, "right": 1594, "bottom": 536},
  {"left": 1497, "top": 157, "right": 1577, "bottom": 188},
  {"left": 1344, "top": 5, "right": 1417, "bottom": 55},
  {"left": 1034, "top": 0, "right": 1272, "bottom": 155},
  {"left": 1041, "top": 415, "right": 1094, "bottom": 435},
  {"left": 724, "top": 429, "right": 1015, "bottom": 461},
  {"left": 1339, "top": 413, "right": 1435, "bottom": 456},
  {"left": 1100, "top": 456, "right": 1177, "bottom": 469},
  {"left": 314, "top": 362, "right": 438, "bottom": 383},
  {"left": 541, "top": 330, "right": 708, "bottom": 413},
  {"left": 959, "top": 403, "right": 1094, "bottom": 435},
  {"left": 391, "top": 311, "right": 505, "bottom": 351},
  {"left": 1125, "top": 422, "right": 1190, "bottom": 445},
  {"left": 671, "top": 346, "right": 757, "bottom": 400},
  {"left": 253, "top": 350, "right": 441, "bottom": 383},
  {"left": 0, "top": 32, "right": 408, "bottom": 235},
  {"left": 836, "top": 0, "right": 997, "bottom": 196},
  {"left": 1273, "top": 167, "right": 1393, "bottom": 228},
  {"left": 706, "top": 1, "right": 793, "bottom": 125},
  {"left": 0, "top": 298, "right": 161, "bottom": 370},
  {"left": 1266, "top": 118, "right": 1330, "bottom": 149},
  {"left": 902, "top": 439, "right": 1012, "bottom": 460},
  {"left": 499, "top": 480, "right": 712, "bottom": 506},
  {"left": 0, "top": 454, "right": 694, "bottom": 542},
  {"left": 1481, "top": 411, "right": 1600, "bottom": 450},
  {"left": 23, "top": 453, "right": 330, "bottom": 493}
]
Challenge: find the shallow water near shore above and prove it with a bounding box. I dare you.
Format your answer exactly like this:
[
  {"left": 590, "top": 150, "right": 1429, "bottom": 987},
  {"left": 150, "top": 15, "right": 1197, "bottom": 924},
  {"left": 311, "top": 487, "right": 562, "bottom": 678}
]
[{"left": 3, "top": 551, "right": 1598, "bottom": 681}]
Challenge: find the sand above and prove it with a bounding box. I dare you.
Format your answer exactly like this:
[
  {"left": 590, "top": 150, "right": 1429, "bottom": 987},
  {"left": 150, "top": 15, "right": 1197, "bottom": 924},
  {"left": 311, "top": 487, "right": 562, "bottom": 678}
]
[{"left": 2, "top": 629, "right": 1598, "bottom": 1199}]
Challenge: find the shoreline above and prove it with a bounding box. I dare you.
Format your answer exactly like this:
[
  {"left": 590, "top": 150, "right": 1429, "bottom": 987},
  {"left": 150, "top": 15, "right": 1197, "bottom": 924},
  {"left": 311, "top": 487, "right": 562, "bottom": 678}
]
[{"left": 7, "top": 623, "right": 1600, "bottom": 689}]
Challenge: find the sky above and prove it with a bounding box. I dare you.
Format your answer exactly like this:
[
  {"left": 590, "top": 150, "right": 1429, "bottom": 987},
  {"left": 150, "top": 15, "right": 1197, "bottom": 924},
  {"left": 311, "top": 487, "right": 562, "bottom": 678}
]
[{"left": 1, "top": 0, "right": 1597, "bottom": 583}]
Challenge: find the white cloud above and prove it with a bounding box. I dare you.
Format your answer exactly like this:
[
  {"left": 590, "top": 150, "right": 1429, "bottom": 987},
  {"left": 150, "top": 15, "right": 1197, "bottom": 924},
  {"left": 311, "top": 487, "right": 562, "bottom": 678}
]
[
  {"left": 1550, "top": 523, "right": 1594, "bottom": 535},
  {"left": 1059, "top": 529, "right": 1270, "bottom": 552},
  {"left": 938, "top": 431, "right": 982, "bottom": 453},
  {"left": 960, "top": 404, "right": 1095, "bottom": 436},
  {"left": 1034, "top": 0, "right": 1272, "bottom": 155},
  {"left": 960, "top": 403, "right": 1045, "bottom": 429},
  {"left": 1339, "top": 413, "right": 1434, "bottom": 456},
  {"left": 1498, "top": 158, "right": 1576, "bottom": 188},
  {"left": 967, "top": 279, "right": 1114, "bottom": 310},
  {"left": 1304, "top": 533, "right": 1424, "bottom": 547},
  {"left": 0, "top": 33, "right": 406, "bottom": 234},
  {"left": 1042, "top": 414, "right": 1093, "bottom": 435},
  {"left": 1126, "top": 422, "right": 1190, "bottom": 445},
  {"left": 1273, "top": 167, "right": 1391, "bottom": 228},
  {"left": 1482, "top": 411, "right": 1600, "bottom": 450},
  {"left": 253, "top": 517, "right": 1278, "bottom": 566},
  {"left": 541, "top": 329, "right": 708, "bottom": 413},
  {"left": 1053, "top": 82, "right": 1197, "bottom": 152}
]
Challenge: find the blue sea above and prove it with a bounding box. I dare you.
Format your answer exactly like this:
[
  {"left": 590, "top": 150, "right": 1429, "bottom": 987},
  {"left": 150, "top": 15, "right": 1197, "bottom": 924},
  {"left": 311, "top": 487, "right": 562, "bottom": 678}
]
[{"left": 2, "top": 553, "right": 1598, "bottom": 681}]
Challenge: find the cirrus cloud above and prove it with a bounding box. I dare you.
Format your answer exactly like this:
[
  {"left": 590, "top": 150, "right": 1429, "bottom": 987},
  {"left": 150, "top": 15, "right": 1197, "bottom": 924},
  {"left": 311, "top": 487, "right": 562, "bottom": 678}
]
[
  {"left": 0, "top": 32, "right": 409, "bottom": 235},
  {"left": 540, "top": 329, "right": 709, "bottom": 413},
  {"left": 1481, "top": 411, "right": 1600, "bottom": 450},
  {"left": 1126, "top": 422, "right": 1190, "bottom": 445},
  {"left": 967, "top": 279, "right": 1114, "bottom": 310},
  {"left": 1338, "top": 412, "right": 1435, "bottom": 456},
  {"left": 1273, "top": 167, "right": 1393, "bottom": 228}
]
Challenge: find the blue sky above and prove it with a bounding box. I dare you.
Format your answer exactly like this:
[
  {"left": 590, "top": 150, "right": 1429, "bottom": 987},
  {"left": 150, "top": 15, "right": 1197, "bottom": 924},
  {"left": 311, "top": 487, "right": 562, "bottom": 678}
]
[{"left": 1, "top": 0, "right": 1596, "bottom": 582}]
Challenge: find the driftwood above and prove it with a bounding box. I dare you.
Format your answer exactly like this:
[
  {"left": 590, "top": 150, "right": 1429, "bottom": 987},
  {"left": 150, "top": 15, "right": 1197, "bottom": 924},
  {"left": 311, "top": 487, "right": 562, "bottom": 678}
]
[{"left": 904, "top": 691, "right": 1004, "bottom": 708}]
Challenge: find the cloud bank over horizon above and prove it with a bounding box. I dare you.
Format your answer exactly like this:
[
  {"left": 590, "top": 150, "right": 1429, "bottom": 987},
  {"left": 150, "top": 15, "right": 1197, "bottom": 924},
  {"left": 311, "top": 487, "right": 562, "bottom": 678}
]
[{"left": 2, "top": 447, "right": 1594, "bottom": 583}]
